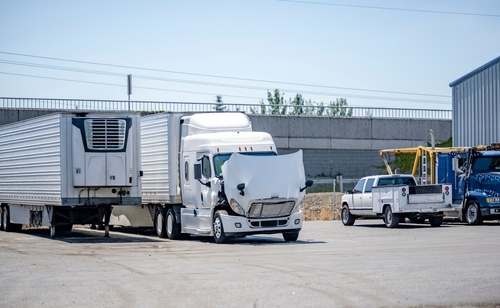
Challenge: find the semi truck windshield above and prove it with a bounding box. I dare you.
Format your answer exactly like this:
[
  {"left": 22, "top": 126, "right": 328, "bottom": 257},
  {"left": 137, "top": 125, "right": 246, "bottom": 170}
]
[{"left": 213, "top": 152, "right": 277, "bottom": 177}]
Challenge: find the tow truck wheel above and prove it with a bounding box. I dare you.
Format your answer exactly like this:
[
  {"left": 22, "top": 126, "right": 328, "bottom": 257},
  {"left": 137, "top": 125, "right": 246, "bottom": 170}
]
[
  {"left": 465, "top": 200, "right": 483, "bottom": 225},
  {"left": 282, "top": 231, "right": 299, "bottom": 242},
  {"left": 213, "top": 211, "right": 228, "bottom": 244},
  {"left": 384, "top": 206, "right": 400, "bottom": 228},
  {"left": 155, "top": 208, "right": 167, "bottom": 238},
  {"left": 166, "top": 208, "right": 181, "bottom": 240},
  {"left": 428, "top": 216, "right": 443, "bottom": 227},
  {"left": 341, "top": 205, "right": 355, "bottom": 226}
]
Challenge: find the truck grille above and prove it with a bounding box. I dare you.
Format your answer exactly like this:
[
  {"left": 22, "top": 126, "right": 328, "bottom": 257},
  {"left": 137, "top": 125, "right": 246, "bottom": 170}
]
[
  {"left": 84, "top": 119, "right": 126, "bottom": 150},
  {"left": 248, "top": 200, "right": 296, "bottom": 218}
]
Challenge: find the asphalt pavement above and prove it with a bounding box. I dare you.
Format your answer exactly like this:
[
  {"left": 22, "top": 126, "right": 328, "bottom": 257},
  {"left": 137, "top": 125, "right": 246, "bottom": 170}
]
[{"left": 1, "top": 220, "right": 500, "bottom": 307}]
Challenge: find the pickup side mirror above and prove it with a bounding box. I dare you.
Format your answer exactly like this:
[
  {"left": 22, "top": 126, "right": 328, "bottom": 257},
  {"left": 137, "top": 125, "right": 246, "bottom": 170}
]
[
  {"left": 345, "top": 189, "right": 353, "bottom": 195},
  {"left": 300, "top": 179, "right": 314, "bottom": 192}
]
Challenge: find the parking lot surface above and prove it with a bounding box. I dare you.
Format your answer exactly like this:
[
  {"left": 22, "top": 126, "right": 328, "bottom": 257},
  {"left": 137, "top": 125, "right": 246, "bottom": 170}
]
[{"left": 1, "top": 220, "right": 500, "bottom": 307}]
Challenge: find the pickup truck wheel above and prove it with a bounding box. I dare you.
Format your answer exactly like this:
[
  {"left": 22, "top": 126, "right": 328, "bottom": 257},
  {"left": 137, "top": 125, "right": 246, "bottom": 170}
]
[
  {"left": 282, "top": 231, "right": 299, "bottom": 242},
  {"left": 384, "top": 206, "right": 400, "bottom": 228},
  {"left": 428, "top": 216, "right": 443, "bottom": 227},
  {"left": 341, "top": 205, "right": 355, "bottom": 226},
  {"left": 155, "top": 208, "right": 167, "bottom": 238},
  {"left": 166, "top": 208, "right": 181, "bottom": 240},
  {"left": 213, "top": 211, "right": 228, "bottom": 244},
  {"left": 465, "top": 200, "right": 483, "bottom": 225}
]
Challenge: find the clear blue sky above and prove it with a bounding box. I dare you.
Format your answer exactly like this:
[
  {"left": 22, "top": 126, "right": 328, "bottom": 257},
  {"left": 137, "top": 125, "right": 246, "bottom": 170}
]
[{"left": 0, "top": 0, "right": 499, "bottom": 110}]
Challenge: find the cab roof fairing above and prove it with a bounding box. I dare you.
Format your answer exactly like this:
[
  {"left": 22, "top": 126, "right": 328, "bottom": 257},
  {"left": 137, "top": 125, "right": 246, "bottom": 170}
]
[{"left": 182, "top": 131, "right": 277, "bottom": 154}]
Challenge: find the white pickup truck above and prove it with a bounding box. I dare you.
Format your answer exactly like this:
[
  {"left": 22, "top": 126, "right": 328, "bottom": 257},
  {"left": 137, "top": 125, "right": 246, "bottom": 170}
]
[{"left": 341, "top": 175, "right": 454, "bottom": 228}]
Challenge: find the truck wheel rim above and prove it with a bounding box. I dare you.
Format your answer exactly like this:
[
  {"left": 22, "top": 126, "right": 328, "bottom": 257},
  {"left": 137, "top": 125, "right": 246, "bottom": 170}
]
[
  {"left": 386, "top": 211, "right": 392, "bottom": 224},
  {"left": 342, "top": 209, "right": 348, "bottom": 223},
  {"left": 156, "top": 213, "right": 164, "bottom": 236},
  {"left": 167, "top": 213, "right": 174, "bottom": 236},
  {"left": 467, "top": 205, "right": 477, "bottom": 222},
  {"left": 213, "top": 217, "right": 222, "bottom": 238}
]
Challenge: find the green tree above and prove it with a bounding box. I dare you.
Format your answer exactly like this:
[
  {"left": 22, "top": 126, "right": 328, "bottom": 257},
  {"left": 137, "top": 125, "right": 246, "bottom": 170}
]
[
  {"left": 251, "top": 89, "right": 288, "bottom": 115},
  {"left": 290, "top": 94, "right": 305, "bottom": 115},
  {"left": 326, "top": 98, "right": 352, "bottom": 116},
  {"left": 213, "top": 95, "right": 226, "bottom": 112}
]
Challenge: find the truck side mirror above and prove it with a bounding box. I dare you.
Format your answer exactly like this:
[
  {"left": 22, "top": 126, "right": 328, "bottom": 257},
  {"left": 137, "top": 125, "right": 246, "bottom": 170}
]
[
  {"left": 300, "top": 180, "right": 314, "bottom": 192},
  {"left": 452, "top": 157, "right": 464, "bottom": 174},
  {"left": 345, "top": 190, "right": 353, "bottom": 194},
  {"left": 194, "top": 163, "right": 202, "bottom": 180},
  {"left": 237, "top": 183, "right": 245, "bottom": 196}
]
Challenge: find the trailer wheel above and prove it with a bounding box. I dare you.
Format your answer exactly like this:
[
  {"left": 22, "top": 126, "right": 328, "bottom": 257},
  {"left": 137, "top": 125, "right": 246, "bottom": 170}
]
[
  {"left": 384, "top": 206, "right": 400, "bottom": 228},
  {"left": 213, "top": 211, "right": 228, "bottom": 244},
  {"left": 166, "top": 208, "right": 181, "bottom": 240},
  {"left": 465, "top": 200, "right": 483, "bottom": 225},
  {"left": 282, "top": 231, "right": 299, "bottom": 242},
  {"left": 155, "top": 208, "right": 167, "bottom": 238},
  {"left": 428, "top": 216, "right": 443, "bottom": 227},
  {"left": 341, "top": 205, "right": 355, "bottom": 226}
]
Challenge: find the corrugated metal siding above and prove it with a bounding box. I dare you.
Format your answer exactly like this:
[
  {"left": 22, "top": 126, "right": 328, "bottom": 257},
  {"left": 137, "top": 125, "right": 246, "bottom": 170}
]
[
  {"left": 0, "top": 113, "right": 63, "bottom": 205},
  {"left": 451, "top": 59, "right": 500, "bottom": 147},
  {"left": 140, "top": 113, "right": 172, "bottom": 203}
]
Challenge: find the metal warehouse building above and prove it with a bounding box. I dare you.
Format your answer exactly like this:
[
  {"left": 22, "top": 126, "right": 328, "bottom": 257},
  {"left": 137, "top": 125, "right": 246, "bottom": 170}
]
[{"left": 449, "top": 56, "right": 500, "bottom": 147}]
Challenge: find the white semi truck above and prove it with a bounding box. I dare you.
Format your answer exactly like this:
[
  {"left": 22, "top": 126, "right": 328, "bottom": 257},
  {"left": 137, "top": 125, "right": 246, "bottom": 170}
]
[
  {"left": 0, "top": 112, "right": 142, "bottom": 237},
  {"left": 110, "top": 112, "right": 312, "bottom": 243}
]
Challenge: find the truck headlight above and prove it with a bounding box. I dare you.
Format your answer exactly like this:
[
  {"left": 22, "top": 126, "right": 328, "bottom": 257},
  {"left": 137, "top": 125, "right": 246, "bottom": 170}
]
[
  {"left": 293, "top": 199, "right": 304, "bottom": 213},
  {"left": 229, "top": 198, "right": 245, "bottom": 216},
  {"left": 486, "top": 197, "right": 500, "bottom": 203}
]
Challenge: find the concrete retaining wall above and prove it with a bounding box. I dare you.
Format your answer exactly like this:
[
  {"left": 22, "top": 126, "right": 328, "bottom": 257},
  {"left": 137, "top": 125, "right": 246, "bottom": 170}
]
[{"left": 249, "top": 115, "right": 451, "bottom": 178}]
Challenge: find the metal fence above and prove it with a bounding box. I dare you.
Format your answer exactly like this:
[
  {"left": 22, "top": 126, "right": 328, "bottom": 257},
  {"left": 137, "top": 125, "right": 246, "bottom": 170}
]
[{"left": 0, "top": 97, "right": 452, "bottom": 119}]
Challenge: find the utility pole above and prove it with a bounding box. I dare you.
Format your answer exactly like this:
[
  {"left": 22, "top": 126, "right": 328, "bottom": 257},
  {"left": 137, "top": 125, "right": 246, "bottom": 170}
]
[{"left": 127, "top": 74, "right": 132, "bottom": 111}]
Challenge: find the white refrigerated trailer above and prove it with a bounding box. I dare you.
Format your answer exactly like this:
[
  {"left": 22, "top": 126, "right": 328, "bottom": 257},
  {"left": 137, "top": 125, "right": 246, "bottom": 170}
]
[{"left": 0, "top": 112, "right": 142, "bottom": 237}]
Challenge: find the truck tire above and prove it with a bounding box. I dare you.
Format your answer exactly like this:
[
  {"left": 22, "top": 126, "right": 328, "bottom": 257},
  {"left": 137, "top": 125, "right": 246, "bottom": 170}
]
[
  {"left": 341, "top": 205, "right": 355, "bottom": 226},
  {"left": 213, "top": 211, "right": 228, "bottom": 244},
  {"left": 384, "top": 206, "right": 400, "bottom": 228},
  {"left": 155, "top": 208, "right": 167, "bottom": 238},
  {"left": 465, "top": 200, "right": 483, "bottom": 225},
  {"left": 282, "top": 231, "right": 299, "bottom": 242},
  {"left": 166, "top": 208, "right": 181, "bottom": 240},
  {"left": 428, "top": 216, "right": 443, "bottom": 227}
]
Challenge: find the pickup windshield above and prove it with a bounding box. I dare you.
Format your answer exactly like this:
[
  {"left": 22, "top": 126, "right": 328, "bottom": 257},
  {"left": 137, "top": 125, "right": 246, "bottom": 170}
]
[{"left": 213, "top": 152, "right": 277, "bottom": 177}]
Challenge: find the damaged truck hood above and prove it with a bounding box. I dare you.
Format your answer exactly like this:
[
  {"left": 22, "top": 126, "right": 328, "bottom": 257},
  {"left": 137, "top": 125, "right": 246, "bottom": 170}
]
[{"left": 221, "top": 150, "right": 306, "bottom": 207}]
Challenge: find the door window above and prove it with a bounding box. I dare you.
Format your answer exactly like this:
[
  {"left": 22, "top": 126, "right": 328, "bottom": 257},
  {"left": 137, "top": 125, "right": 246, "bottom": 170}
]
[
  {"left": 353, "top": 179, "right": 366, "bottom": 193},
  {"left": 201, "top": 156, "right": 212, "bottom": 178},
  {"left": 364, "top": 178, "right": 375, "bottom": 193}
]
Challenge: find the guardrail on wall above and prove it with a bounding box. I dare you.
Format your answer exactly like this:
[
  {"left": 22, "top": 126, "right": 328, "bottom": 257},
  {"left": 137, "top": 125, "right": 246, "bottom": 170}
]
[{"left": 0, "top": 97, "right": 452, "bottom": 119}]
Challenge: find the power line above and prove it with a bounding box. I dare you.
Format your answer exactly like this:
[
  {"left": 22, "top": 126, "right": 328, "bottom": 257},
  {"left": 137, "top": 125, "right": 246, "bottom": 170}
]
[
  {"left": 277, "top": 0, "right": 500, "bottom": 18},
  {"left": 0, "top": 51, "right": 451, "bottom": 98},
  {"left": 0, "top": 71, "right": 450, "bottom": 105}
]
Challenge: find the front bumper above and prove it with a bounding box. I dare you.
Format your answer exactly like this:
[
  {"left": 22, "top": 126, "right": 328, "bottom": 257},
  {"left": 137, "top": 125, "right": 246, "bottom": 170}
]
[{"left": 220, "top": 211, "right": 302, "bottom": 236}]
